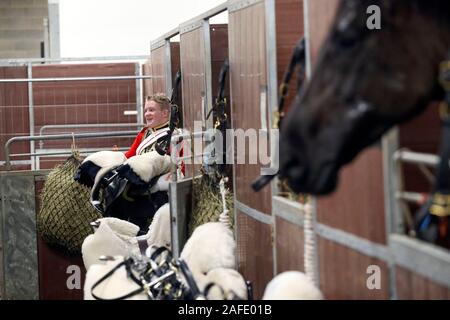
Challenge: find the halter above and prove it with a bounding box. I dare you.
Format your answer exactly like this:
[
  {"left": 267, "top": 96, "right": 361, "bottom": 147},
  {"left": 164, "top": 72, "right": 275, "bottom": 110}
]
[
  {"left": 90, "top": 246, "right": 203, "bottom": 300},
  {"left": 155, "top": 70, "right": 182, "bottom": 156},
  {"left": 431, "top": 55, "right": 450, "bottom": 216},
  {"left": 251, "top": 37, "right": 306, "bottom": 191},
  {"left": 89, "top": 244, "right": 250, "bottom": 300},
  {"left": 205, "top": 59, "right": 230, "bottom": 178},
  {"left": 207, "top": 59, "right": 229, "bottom": 130}
]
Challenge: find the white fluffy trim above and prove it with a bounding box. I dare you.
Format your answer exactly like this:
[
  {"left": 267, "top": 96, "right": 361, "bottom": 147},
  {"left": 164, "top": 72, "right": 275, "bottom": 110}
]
[
  {"left": 262, "top": 271, "right": 324, "bottom": 300},
  {"left": 200, "top": 268, "right": 248, "bottom": 300},
  {"left": 82, "top": 151, "right": 126, "bottom": 168},
  {"left": 82, "top": 205, "right": 172, "bottom": 270},
  {"left": 124, "top": 151, "right": 171, "bottom": 182},
  {"left": 81, "top": 218, "right": 140, "bottom": 270},
  {"left": 181, "top": 222, "right": 236, "bottom": 277}
]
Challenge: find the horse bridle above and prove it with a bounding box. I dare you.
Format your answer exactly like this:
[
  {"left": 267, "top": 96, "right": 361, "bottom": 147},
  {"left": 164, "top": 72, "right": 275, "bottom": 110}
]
[
  {"left": 252, "top": 37, "right": 306, "bottom": 191},
  {"left": 206, "top": 59, "right": 229, "bottom": 130},
  {"left": 90, "top": 245, "right": 245, "bottom": 300},
  {"left": 155, "top": 70, "right": 182, "bottom": 156},
  {"left": 427, "top": 54, "right": 450, "bottom": 218}
]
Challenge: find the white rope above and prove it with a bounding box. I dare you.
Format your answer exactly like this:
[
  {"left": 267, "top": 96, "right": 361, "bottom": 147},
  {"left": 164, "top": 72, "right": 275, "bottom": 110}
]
[
  {"left": 303, "top": 203, "right": 318, "bottom": 287},
  {"left": 218, "top": 177, "right": 231, "bottom": 228}
]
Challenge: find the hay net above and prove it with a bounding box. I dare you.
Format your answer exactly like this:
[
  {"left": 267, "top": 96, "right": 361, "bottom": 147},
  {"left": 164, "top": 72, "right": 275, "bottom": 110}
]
[
  {"left": 37, "top": 152, "right": 102, "bottom": 254},
  {"left": 189, "top": 172, "right": 234, "bottom": 237}
]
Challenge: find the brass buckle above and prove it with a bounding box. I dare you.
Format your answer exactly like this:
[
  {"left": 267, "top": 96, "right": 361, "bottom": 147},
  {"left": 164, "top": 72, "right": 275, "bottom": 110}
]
[
  {"left": 440, "top": 60, "right": 450, "bottom": 91},
  {"left": 279, "top": 83, "right": 289, "bottom": 98},
  {"left": 429, "top": 193, "right": 450, "bottom": 217},
  {"left": 438, "top": 101, "right": 450, "bottom": 120}
]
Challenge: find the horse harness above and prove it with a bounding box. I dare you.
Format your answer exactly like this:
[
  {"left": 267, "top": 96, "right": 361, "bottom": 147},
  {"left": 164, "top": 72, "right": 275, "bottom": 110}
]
[
  {"left": 90, "top": 245, "right": 249, "bottom": 300},
  {"left": 415, "top": 53, "right": 450, "bottom": 244},
  {"left": 252, "top": 37, "right": 306, "bottom": 191}
]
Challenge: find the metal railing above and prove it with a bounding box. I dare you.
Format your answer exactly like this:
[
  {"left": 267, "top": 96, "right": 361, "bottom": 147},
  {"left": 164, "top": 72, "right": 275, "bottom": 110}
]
[
  {"left": 38, "top": 123, "right": 144, "bottom": 149},
  {"left": 0, "top": 75, "right": 152, "bottom": 83},
  {"left": 4, "top": 131, "right": 138, "bottom": 170},
  {"left": 392, "top": 149, "right": 440, "bottom": 236}
]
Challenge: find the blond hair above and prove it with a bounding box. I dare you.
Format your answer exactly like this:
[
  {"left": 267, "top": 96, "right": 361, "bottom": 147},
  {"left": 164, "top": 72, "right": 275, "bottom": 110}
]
[{"left": 146, "top": 93, "right": 171, "bottom": 112}]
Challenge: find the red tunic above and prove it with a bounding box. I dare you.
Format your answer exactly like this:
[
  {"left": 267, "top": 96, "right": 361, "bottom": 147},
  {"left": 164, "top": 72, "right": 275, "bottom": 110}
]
[
  {"left": 125, "top": 126, "right": 185, "bottom": 176},
  {"left": 125, "top": 127, "right": 147, "bottom": 158}
]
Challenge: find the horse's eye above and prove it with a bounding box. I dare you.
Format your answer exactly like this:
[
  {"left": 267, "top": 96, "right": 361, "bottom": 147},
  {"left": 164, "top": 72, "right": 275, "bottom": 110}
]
[{"left": 333, "top": 3, "right": 367, "bottom": 48}]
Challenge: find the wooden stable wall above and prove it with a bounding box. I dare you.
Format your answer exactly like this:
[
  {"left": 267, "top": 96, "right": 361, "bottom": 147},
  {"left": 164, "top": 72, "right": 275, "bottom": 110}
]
[
  {"left": 180, "top": 23, "right": 229, "bottom": 178},
  {"left": 273, "top": 0, "right": 305, "bottom": 277},
  {"left": 180, "top": 25, "right": 207, "bottom": 178},
  {"left": 149, "top": 41, "right": 182, "bottom": 124},
  {"left": 35, "top": 176, "right": 85, "bottom": 300},
  {"left": 310, "top": 0, "right": 391, "bottom": 300},
  {"left": 229, "top": 0, "right": 304, "bottom": 299},
  {"left": 1, "top": 63, "right": 138, "bottom": 171},
  {"left": 0, "top": 66, "right": 30, "bottom": 171},
  {"left": 150, "top": 46, "right": 166, "bottom": 94},
  {"left": 229, "top": 1, "right": 272, "bottom": 300}
]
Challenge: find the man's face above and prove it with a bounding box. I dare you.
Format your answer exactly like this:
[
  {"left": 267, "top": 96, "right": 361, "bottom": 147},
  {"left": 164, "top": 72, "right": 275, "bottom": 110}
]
[{"left": 144, "top": 100, "right": 169, "bottom": 128}]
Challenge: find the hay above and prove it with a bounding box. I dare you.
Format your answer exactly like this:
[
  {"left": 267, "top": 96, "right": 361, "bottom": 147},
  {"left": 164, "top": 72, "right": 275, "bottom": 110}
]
[
  {"left": 189, "top": 174, "right": 234, "bottom": 237},
  {"left": 37, "top": 153, "right": 102, "bottom": 254}
]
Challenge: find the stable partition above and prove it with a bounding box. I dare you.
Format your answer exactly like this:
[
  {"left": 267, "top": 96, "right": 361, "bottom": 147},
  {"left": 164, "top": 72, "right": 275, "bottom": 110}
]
[
  {"left": 149, "top": 29, "right": 181, "bottom": 98},
  {"left": 0, "top": 170, "right": 85, "bottom": 300},
  {"left": 228, "top": 0, "right": 305, "bottom": 299},
  {"left": 179, "top": 5, "right": 229, "bottom": 179}
]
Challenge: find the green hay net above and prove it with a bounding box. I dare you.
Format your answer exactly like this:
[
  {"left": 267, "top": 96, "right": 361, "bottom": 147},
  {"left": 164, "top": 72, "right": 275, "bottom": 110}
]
[
  {"left": 188, "top": 174, "right": 234, "bottom": 237},
  {"left": 37, "top": 152, "right": 102, "bottom": 254}
]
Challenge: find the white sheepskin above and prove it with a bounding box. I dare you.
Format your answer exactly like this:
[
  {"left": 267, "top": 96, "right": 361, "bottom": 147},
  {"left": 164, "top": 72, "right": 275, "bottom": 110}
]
[
  {"left": 180, "top": 222, "right": 236, "bottom": 276},
  {"left": 262, "top": 271, "right": 324, "bottom": 300},
  {"left": 82, "top": 204, "right": 172, "bottom": 270},
  {"left": 84, "top": 256, "right": 148, "bottom": 300},
  {"left": 82, "top": 218, "right": 140, "bottom": 270},
  {"left": 124, "top": 151, "right": 172, "bottom": 182},
  {"left": 82, "top": 150, "right": 126, "bottom": 168},
  {"left": 200, "top": 268, "right": 248, "bottom": 300},
  {"left": 145, "top": 203, "right": 171, "bottom": 248}
]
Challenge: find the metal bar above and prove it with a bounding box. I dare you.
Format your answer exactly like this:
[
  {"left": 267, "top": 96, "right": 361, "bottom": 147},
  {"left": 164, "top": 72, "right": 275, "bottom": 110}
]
[
  {"left": 395, "top": 191, "right": 427, "bottom": 204},
  {"left": 135, "top": 63, "right": 143, "bottom": 124},
  {"left": 171, "top": 130, "right": 210, "bottom": 141},
  {"left": 229, "top": 0, "right": 264, "bottom": 13},
  {"left": 393, "top": 149, "right": 440, "bottom": 166},
  {"left": 382, "top": 127, "right": 400, "bottom": 299},
  {"left": 150, "top": 28, "right": 180, "bottom": 51},
  {"left": 27, "top": 63, "right": 35, "bottom": 170},
  {"left": 235, "top": 200, "right": 272, "bottom": 225},
  {"left": 39, "top": 123, "right": 143, "bottom": 137},
  {"left": 0, "top": 55, "right": 149, "bottom": 65},
  {"left": 203, "top": 20, "right": 213, "bottom": 130},
  {"left": 316, "top": 223, "right": 391, "bottom": 263},
  {"left": 164, "top": 40, "right": 173, "bottom": 97},
  {"left": 390, "top": 234, "right": 450, "bottom": 288},
  {"left": 0, "top": 75, "right": 153, "bottom": 83},
  {"left": 179, "top": 2, "right": 228, "bottom": 34},
  {"left": 12, "top": 148, "right": 129, "bottom": 158},
  {"left": 4, "top": 131, "right": 138, "bottom": 170},
  {"left": 272, "top": 196, "right": 304, "bottom": 227}
]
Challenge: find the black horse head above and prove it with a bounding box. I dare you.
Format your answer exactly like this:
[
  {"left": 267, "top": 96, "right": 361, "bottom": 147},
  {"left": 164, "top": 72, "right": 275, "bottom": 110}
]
[{"left": 280, "top": 0, "right": 450, "bottom": 195}]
